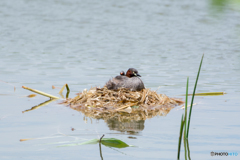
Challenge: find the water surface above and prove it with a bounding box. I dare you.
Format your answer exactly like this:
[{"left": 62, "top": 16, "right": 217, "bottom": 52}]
[{"left": 0, "top": 0, "right": 240, "bottom": 159}]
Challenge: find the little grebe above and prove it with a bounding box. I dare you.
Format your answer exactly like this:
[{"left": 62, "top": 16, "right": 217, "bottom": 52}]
[
  {"left": 106, "top": 68, "right": 145, "bottom": 91},
  {"left": 120, "top": 71, "right": 125, "bottom": 76}
]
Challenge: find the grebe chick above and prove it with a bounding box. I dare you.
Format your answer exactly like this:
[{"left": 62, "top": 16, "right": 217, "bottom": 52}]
[{"left": 120, "top": 71, "right": 125, "bottom": 76}]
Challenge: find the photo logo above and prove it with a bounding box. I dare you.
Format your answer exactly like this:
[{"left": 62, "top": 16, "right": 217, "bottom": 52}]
[{"left": 211, "top": 151, "right": 238, "bottom": 156}]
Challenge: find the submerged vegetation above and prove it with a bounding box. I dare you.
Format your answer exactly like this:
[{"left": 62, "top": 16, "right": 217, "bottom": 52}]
[{"left": 62, "top": 87, "right": 184, "bottom": 121}]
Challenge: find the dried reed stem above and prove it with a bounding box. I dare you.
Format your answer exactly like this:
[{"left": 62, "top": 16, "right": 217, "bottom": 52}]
[{"left": 22, "top": 86, "right": 59, "bottom": 99}]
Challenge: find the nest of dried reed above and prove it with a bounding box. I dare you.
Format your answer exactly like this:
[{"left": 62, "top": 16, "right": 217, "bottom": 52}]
[{"left": 62, "top": 87, "right": 184, "bottom": 121}]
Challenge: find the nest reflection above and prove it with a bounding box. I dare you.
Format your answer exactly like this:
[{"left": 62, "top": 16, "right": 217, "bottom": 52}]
[
  {"left": 107, "top": 118, "right": 145, "bottom": 134},
  {"left": 63, "top": 87, "right": 184, "bottom": 122}
]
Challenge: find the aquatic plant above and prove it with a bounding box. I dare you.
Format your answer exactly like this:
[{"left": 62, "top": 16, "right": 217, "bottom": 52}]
[{"left": 177, "top": 54, "right": 204, "bottom": 160}]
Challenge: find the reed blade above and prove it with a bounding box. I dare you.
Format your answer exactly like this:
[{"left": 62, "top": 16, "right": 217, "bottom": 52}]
[
  {"left": 184, "top": 130, "right": 187, "bottom": 160},
  {"left": 184, "top": 77, "right": 189, "bottom": 139},
  {"left": 177, "top": 114, "right": 185, "bottom": 160},
  {"left": 184, "top": 77, "right": 189, "bottom": 159},
  {"left": 186, "top": 54, "right": 204, "bottom": 138},
  {"left": 186, "top": 138, "right": 191, "bottom": 160}
]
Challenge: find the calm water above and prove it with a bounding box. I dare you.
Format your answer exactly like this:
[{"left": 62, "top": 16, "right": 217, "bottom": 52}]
[{"left": 1, "top": 0, "right": 240, "bottom": 159}]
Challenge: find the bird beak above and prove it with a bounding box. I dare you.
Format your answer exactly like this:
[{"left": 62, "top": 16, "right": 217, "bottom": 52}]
[{"left": 133, "top": 72, "right": 141, "bottom": 77}]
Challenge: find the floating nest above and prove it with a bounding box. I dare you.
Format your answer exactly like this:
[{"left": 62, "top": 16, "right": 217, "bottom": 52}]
[{"left": 62, "top": 87, "right": 184, "bottom": 122}]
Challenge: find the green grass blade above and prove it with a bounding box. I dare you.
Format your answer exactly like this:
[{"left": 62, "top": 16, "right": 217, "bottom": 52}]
[
  {"left": 184, "top": 77, "right": 189, "bottom": 139},
  {"left": 186, "top": 54, "right": 204, "bottom": 138},
  {"left": 184, "top": 77, "right": 189, "bottom": 160},
  {"left": 186, "top": 138, "right": 191, "bottom": 160},
  {"left": 177, "top": 114, "right": 184, "bottom": 160},
  {"left": 177, "top": 77, "right": 189, "bottom": 160},
  {"left": 184, "top": 130, "right": 187, "bottom": 160}
]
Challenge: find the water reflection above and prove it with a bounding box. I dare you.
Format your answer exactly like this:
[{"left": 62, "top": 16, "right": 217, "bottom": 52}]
[
  {"left": 210, "top": 0, "right": 240, "bottom": 13},
  {"left": 22, "top": 98, "right": 57, "bottom": 113},
  {"left": 71, "top": 103, "right": 178, "bottom": 133},
  {"left": 99, "top": 135, "right": 104, "bottom": 160},
  {"left": 210, "top": 0, "right": 227, "bottom": 12},
  {"left": 23, "top": 98, "right": 177, "bottom": 134},
  {"left": 107, "top": 118, "right": 145, "bottom": 134},
  {"left": 22, "top": 85, "right": 182, "bottom": 135}
]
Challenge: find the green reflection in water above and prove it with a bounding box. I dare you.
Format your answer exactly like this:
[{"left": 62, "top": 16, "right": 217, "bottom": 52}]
[
  {"left": 210, "top": 0, "right": 240, "bottom": 13},
  {"left": 211, "top": 0, "right": 227, "bottom": 12}
]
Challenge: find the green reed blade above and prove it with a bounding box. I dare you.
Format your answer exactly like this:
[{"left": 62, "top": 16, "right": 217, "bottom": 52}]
[
  {"left": 186, "top": 138, "right": 191, "bottom": 160},
  {"left": 184, "top": 77, "right": 189, "bottom": 160},
  {"left": 184, "top": 130, "right": 187, "bottom": 160},
  {"left": 177, "top": 114, "right": 185, "bottom": 160},
  {"left": 186, "top": 54, "right": 204, "bottom": 138},
  {"left": 184, "top": 77, "right": 189, "bottom": 139}
]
